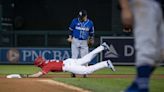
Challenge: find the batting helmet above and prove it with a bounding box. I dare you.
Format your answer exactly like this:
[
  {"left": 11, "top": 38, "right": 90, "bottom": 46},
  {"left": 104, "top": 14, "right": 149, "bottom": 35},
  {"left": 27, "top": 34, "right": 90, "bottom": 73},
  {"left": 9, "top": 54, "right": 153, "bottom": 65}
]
[{"left": 34, "top": 56, "right": 45, "bottom": 67}]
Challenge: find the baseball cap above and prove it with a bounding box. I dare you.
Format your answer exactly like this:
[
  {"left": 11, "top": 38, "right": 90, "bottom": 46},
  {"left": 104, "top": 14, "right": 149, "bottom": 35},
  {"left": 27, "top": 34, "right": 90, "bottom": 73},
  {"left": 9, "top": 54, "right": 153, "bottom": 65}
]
[{"left": 78, "top": 10, "right": 87, "bottom": 18}]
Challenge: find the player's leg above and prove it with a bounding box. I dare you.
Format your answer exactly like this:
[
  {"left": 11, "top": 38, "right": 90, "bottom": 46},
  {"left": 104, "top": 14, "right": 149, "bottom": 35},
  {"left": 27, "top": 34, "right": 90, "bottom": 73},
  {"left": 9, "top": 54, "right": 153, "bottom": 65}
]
[
  {"left": 125, "top": 0, "right": 161, "bottom": 92},
  {"left": 80, "top": 43, "right": 89, "bottom": 78},
  {"left": 80, "top": 45, "right": 89, "bottom": 61},
  {"left": 159, "top": 15, "right": 164, "bottom": 61},
  {"left": 71, "top": 38, "right": 80, "bottom": 59},
  {"left": 134, "top": 0, "right": 161, "bottom": 65},
  {"left": 80, "top": 41, "right": 89, "bottom": 65},
  {"left": 71, "top": 38, "right": 80, "bottom": 77},
  {"left": 160, "top": 24, "right": 164, "bottom": 61},
  {"left": 76, "top": 42, "right": 110, "bottom": 65},
  {"left": 63, "top": 60, "right": 115, "bottom": 75}
]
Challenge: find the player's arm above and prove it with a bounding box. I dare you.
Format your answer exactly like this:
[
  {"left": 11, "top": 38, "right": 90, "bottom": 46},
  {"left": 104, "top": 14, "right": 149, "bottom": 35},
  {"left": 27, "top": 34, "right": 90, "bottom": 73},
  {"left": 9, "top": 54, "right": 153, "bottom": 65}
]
[
  {"left": 88, "top": 22, "right": 94, "bottom": 46},
  {"left": 67, "top": 34, "right": 73, "bottom": 43},
  {"left": 119, "top": 0, "right": 133, "bottom": 32},
  {"left": 119, "top": 0, "right": 130, "bottom": 10},
  {"left": 67, "top": 27, "right": 73, "bottom": 42},
  {"left": 67, "top": 19, "right": 75, "bottom": 43},
  {"left": 28, "top": 71, "right": 43, "bottom": 78}
]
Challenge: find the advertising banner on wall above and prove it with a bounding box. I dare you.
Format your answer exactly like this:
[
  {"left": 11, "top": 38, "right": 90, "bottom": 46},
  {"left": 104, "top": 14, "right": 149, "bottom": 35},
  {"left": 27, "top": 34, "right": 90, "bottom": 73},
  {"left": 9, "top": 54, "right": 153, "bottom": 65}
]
[
  {"left": 0, "top": 48, "right": 97, "bottom": 64},
  {"left": 100, "top": 37, "right": 135, "bottom": 65}
]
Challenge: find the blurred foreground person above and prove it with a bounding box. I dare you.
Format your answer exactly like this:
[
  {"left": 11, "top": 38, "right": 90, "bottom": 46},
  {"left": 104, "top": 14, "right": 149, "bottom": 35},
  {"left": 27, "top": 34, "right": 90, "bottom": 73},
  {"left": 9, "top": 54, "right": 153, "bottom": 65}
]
[{"left": 119, "top": 0, "right": 164, "bottom": 92}]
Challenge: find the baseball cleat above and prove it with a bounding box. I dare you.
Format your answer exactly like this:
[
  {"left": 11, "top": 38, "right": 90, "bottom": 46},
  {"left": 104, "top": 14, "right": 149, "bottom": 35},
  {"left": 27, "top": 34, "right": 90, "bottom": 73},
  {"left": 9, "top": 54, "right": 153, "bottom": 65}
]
[
  {"left": 107, "top": 60, "right": 116, "bottom": 71},
  {"left": 101, "top": 42, "right": 110, "bottom": 51},
  {"left": 124, "top": 82, "right": 139, "bottom": 92},
  {"left": 71, "top": 73, "right": 76, "bottom": 78},
  {"left": 83, "top": 74, "right": 87, "bottom": 78}
]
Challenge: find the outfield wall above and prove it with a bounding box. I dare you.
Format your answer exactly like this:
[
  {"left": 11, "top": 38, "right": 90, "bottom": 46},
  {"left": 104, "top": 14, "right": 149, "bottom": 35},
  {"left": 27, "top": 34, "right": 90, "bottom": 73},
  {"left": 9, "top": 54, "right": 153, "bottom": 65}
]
[
  {"left": 101, "top": 36, "right": 164, "bottom": 65},
  {"left": 1, "top": 37, "right": 163, "bottom": 65}
]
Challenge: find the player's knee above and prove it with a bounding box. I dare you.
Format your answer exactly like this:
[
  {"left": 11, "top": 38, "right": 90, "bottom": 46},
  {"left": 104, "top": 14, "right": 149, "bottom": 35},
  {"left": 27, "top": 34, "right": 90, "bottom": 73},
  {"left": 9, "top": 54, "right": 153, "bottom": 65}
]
[{"left": 138, "top": 50, "right": 160, "bottom": 60}]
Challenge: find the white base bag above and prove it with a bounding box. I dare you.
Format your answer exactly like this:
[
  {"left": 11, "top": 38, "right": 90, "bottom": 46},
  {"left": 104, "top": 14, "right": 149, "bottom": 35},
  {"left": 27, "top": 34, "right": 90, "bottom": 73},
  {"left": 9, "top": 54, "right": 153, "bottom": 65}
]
[{"left": 6, "top": 74, "right": 22, "bottom": 78}]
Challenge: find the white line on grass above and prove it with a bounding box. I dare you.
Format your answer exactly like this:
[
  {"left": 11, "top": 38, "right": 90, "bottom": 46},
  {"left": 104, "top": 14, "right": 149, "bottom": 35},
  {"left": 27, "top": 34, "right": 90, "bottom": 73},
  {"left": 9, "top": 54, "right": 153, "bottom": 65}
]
[{"left": 37, "top": 79, "right": 91, "bottom": 92}]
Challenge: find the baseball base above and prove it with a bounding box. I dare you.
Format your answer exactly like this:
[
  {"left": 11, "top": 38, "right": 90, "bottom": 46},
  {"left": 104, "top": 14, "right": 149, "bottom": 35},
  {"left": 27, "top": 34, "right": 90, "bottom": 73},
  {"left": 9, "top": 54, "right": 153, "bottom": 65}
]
[{"left": 6, "top": 74, "right": 22, "bottom": 78}]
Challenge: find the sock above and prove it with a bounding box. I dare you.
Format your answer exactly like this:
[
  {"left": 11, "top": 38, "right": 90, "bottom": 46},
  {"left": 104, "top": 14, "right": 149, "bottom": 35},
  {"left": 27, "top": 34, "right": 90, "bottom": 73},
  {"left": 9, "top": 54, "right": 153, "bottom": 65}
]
[
  {"left": 136, "top": 65, "right": 155, "bottom": 92},
  {"left": 125, "top": 65, "right": 155, "bottom": 92},
  {"left": 137, "top": 65, "right": 155, "bottom": 78}
]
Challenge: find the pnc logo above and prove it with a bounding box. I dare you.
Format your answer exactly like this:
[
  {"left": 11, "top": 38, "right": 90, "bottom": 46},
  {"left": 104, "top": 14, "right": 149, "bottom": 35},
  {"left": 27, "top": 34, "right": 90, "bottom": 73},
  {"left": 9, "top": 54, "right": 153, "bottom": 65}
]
[{"left": 7, "top": 48, "right": 20, "bottom": 64}]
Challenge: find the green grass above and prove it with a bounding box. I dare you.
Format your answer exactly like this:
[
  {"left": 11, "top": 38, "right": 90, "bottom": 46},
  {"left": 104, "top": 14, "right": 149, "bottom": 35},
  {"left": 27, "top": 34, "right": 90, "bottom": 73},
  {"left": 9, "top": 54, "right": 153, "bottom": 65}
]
[
  {"left": 0, "top": 65, "right": 164, "bottom": 92},
  {"left": 0, "top": 65, "right": 68, "bottom": 75},
  {"left": 54, "top": 78, "right": 130, "bottom": 92},
  {"left": 0, "top": 65, "right": 163, "bottom": 74},
  {"left": 0, "top": 65, "right": 40, "bottom": 74},
  {"left": 54, "top": 78, "right": 164, "bottom": 92}
]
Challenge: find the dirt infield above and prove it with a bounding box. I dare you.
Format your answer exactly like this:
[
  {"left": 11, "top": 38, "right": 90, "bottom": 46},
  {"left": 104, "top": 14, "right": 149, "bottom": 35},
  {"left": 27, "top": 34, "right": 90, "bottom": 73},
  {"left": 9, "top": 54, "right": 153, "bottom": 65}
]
[
  {"left": 0, "top": 78, "right": 90, "bottom": 92},
  {"left": 0, "top": 74, "right": 164, "bottom": 92}
]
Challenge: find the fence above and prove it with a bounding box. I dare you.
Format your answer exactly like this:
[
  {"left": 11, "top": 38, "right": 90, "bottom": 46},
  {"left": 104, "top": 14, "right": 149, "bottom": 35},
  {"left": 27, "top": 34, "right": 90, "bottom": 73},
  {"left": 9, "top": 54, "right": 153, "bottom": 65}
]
[{"left": 0, "top": 30, "right": 126, "bottom": 47}]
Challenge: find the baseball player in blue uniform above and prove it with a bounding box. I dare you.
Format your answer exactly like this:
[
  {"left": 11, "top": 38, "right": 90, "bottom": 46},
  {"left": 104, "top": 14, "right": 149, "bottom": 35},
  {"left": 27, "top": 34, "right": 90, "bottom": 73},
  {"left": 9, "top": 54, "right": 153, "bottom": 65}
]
[
  {"left": 67, "top": 10, "right": 95, "bottom": 78},
  {"left": 119, "top": 0, "right": 164, "bottom": 92}
]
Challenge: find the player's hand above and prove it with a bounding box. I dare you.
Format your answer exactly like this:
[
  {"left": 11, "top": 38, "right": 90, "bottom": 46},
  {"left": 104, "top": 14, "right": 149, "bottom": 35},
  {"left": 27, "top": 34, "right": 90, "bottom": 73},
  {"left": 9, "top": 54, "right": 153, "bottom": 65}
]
[
  {"left": 121, "top": 8, "right": 133, "bottom": 32},
  {"left": 67, "top": 35, "right": 73, "bottom": 43},
  {"left": 20, "top": 74, "right": 29, "bottom": 78},
  {"left": 67, "top": 37, "right": 72, "bottom": 43},
  {"left": 123, "top": 25, "right": 132, "bottom": 32},
  {"left": 88, "top": 38, "right": 94, "bottom": 47}
]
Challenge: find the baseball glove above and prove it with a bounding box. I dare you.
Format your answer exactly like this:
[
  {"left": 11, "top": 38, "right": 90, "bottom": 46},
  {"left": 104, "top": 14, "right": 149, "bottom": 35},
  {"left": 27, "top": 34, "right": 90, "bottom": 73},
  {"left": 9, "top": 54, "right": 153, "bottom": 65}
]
[
  {"left": 88, "top": 38, "right": 94, "bottom": 47},
  {"left": 20, "top": 74, "right": 29, "bottom": 78},
  {"left": 123, "top": 24, "right": 133, "bottom": 32}
]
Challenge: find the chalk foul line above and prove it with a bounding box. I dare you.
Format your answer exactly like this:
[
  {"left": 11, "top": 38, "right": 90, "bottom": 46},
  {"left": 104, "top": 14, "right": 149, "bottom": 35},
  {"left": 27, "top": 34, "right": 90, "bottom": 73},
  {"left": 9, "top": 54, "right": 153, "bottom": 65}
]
[{"left": 37, "top": 79, "right": 91, "bottom": 92}]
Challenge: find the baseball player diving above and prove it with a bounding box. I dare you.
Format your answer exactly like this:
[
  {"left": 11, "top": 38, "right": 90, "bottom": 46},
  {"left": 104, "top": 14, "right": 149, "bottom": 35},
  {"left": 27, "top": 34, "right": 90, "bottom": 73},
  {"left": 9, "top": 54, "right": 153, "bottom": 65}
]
[
  {"left": 67, "top": 10, "right": 95, "bottom": 77},
  {"left": 19, "top": 42, "right": 115, "bottom": 78}
]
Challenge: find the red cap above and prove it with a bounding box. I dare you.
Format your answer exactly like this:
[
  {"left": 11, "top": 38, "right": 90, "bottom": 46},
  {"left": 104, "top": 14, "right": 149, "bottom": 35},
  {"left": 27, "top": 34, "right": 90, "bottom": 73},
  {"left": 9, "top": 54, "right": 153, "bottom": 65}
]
[{"left": 34, "top": 56, "right": 45, "bottom": 66}]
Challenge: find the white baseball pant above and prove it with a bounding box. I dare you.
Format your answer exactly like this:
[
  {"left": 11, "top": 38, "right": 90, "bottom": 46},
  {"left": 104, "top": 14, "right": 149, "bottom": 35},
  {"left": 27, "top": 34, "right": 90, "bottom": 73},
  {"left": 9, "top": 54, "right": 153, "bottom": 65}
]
[
  {"left": 71, "top": 37, "right": 89, "bottom": 59},
  {"left": 63, "top": 45, "right": 109, "bottom": 74}
]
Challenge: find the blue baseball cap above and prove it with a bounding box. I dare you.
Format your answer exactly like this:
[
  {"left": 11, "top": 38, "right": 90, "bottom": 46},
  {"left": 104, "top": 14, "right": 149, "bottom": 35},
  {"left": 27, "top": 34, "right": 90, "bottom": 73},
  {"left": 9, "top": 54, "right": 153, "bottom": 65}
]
[{"left": 78, "top": 10, "right": 87, "bottom": 18}]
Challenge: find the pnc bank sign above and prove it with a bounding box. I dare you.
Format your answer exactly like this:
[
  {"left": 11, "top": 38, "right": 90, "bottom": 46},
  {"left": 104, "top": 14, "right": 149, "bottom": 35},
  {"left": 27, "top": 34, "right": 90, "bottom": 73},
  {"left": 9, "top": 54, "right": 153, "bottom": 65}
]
[
  {"left": 21, "top": 49, "right": 71, "bottom": 61},
  {"left": 0, "top": 48, "right": 98, "bottom": 64},
  {"left": 0, "top": 48, "right": 71, "bottom": 64}
]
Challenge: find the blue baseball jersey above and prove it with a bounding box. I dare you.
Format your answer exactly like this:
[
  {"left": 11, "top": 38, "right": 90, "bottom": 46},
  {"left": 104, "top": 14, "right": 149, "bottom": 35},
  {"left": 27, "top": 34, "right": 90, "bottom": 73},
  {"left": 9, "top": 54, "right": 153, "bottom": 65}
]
[{"left": 69, "top": 18, "right": 94, "bottom": 40}]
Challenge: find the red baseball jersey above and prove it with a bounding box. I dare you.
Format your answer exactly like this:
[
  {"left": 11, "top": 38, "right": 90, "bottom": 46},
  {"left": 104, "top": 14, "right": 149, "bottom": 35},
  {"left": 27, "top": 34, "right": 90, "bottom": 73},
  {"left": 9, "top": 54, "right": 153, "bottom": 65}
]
[{"left": 41, "top": 59, "right": 64, "bottom": 74}]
